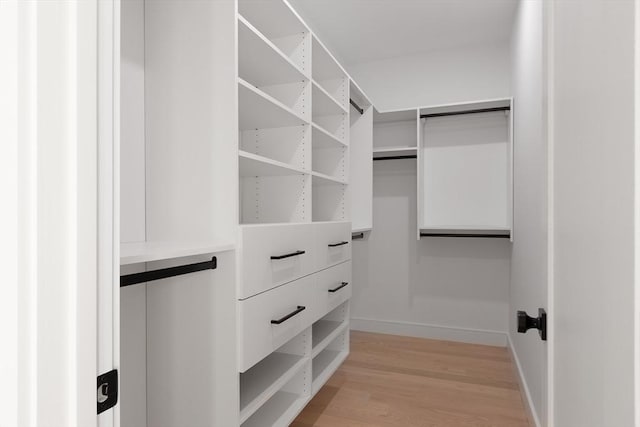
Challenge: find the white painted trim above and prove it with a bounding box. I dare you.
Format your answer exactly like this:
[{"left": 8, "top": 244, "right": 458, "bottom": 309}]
[
  {"left": 545, "top": 0, "right": 555, "bottom": 425},
  {"left": 634, "top": 1, "right": 640, "bottom": 425},
  {"left": 508, "top": 336, "right": 542, "bottom": 427},
  {"left": 350, "top": 317, "right": 507, "bottom": 347}
]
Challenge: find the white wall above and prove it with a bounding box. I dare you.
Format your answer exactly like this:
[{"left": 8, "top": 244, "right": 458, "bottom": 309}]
[
  {"left": 351, "top": 160, "right": 511, "bottom": 345},
  {"left": 509, "top": 2, "right": 547, "bottom": 426},
  {"left": 552, "top": 0, "right": 637, "bottom": 425},
  {"left": 347, "top": 44, "right": 511, "bottom": 111}
]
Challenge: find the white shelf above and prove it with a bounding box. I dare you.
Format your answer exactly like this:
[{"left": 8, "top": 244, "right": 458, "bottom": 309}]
[
  {"left": 312, "top": 36, "right": 346, "bottom": 83},
  {"left": 373, "top": 108, "right": 417, "bottom": 123},
  {"left": 312, "top": 80, "right": 347, "bottom": 116},
  {"left": 120, "top": 241, "right": 235, "bottom": 265},
  {"left": 239, "top": 353, "right": 307, "bottom": 424},
  {"left": 373, "top": 147, "right": 417, "bottom": 158},
  {"left": 312, "top": 349, "right": 348, "bottom": 395},
  {"left": 238, "top": 79, "right": 308, "bottom": 130},
  {"left": 418, "top": 97, "right": 511, "bottom": 117},
  {"left": 312, "top": 123, "right": 346, "bottom": 148},
  {"left": 238, "top": 0, "right": 308, "bottom": 40},
  {"left": 352, "top": 227, "right": 372, "bottom": 234},
  {"left": 240, "top": 151, "right": 309, "bottom": 177},
  {"left": 312, "top": 320, "right": 348, "bottom": 358},
  {"left": 238, "top": 16, "right": 308, "bottom": 87},
  {"left": 312, "top": 171, "right": 347, "bottom": 186},
  {"left": 240, "top": 390, "right": 309, "bottom": 427}
]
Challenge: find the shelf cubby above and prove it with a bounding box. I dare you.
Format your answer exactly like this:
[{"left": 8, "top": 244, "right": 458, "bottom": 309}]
[
  {"left": 240, "top": 374, "right": 310, "bottom": 427},
  {"left": 313, "top": 115, "right": 347, "bottom": 144},
  {"left": 312, "top": 123, "right": 347, "bottom": 149},
  {"left": 312, "top": 37, "right": 348, "bottom": 109},
  {"left": 373, "top": 108, "right": 418, "bottom": 151},
  {"left": 312, "top": 81, "right": 347, "bottom": 117},
  {"left": 311, "top": 329, "right": 349, "bottom": 395},
  {"left": 239, "top": 79, "right": 308, "bottom": 131},
  {"left": 241, "top": 174, "right": 311, "bottom": 224},
  {"left": 238, "top": 0, "right": 311, "bottom": 76},
  {"left": 312, "top": 319, "right": 348, "bottom": 358},
  {"left": 312, "top": 177, "right": 347, "bottom": 222},
  {"left": 240, "top": 125, "right": 311, "bottom": 171},
  {"left": 312, "top": 144, "right": 347, "bottom": 182}
]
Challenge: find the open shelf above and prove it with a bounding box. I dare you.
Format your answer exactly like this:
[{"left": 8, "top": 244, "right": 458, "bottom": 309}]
[
  {"left": 120, "top": 241, "right": 235, "bottom": 265},
  {"left": 238, "top": 16, "right": 307, "bottom": 87},
  {"left": 312, "top": 37, "right": 346, "bottom": 83},
  {"left": 373, "top": 146, "right": 417, "bottom": 159},
  {"left": 238, "top": 0, "right": 308, "bottom": 41},
  {"left": 240, "top": 390, "right": 308, "bottom": 427},
  {"left": 312, "top": 81, "right": 347, "bottom": 117},
  {"left": 312, "top": 320, "right": 348, "bottom": 358},
  {"left": 240, "top": 150, "right": 309, "bottom": 177},
  {"left": 239, "top": 352, "right": 307, "bottom": 424},
  {"left": 312, "top": 171, "right": 347, "bottom": 186},
  {"left": 239, "top": 79, "right": 308, "bottom": 130},
  {"left": 312, "top": 123, "right": 346, "bottom": 148},
  {"left": 312, "top": 348, "right": 348, "bottom": 395}
]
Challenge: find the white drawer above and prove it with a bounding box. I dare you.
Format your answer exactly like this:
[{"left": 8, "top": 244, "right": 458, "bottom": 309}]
[
  {"left": 314, "top": 222, "right": 352, "bottom": 271},
  {"left": 238, "top": 275, "right": 315, "bottom": 372},
  {"left": 313, "top": 261, "right": 351, "bottom": 323},
  {"left": 239, "top": 224, "right": 315, "bottom": 299}
]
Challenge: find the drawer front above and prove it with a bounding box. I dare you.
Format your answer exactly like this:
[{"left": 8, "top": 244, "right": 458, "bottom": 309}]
[
  {"left": 239, "top": 224, "right": 315, "bottom": 299},
  {"left": 238, "top": 275, "right": 315, "bottom": 372},
  {"left": 314, "top": 222, "right": 352, "bottom": 271},
  {"left": 313, "top": 261, "right": 352, "bottom": 323}
]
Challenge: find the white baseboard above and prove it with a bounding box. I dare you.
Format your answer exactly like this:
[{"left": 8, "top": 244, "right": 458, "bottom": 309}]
[
  {"left": 350, "top": 317, "right": 508, "bottom": 347},
  {"left": 507, "top": 335, "right": 542, "bottom": 427}
]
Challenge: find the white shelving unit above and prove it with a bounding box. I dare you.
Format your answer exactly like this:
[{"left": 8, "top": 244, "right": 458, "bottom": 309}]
[
  {"left": 238, "top": 79, "right": 308, "bottom": 130},
  {"left": 311, "top": 336, "right": 349, "bottom": 394},
  {"left": 240, "top": 151, "right": 310, "bottom": 177},
  {"left": 418, "top": 98, "right": 513, "bottom": 239}
]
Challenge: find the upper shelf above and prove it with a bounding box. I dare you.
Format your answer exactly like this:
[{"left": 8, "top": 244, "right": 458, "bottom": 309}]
[
  {"left": 312, "top": 123, "right": 347, "bottom": 149},
  {"left": 238, "top": 16, "right": 308, "bottom": 87},
  {"left": 419, "top": 98, "right": 511, "bottom": 117},
  {"left": 312, "top": 81, "right": 347, "bottom": 117},
  {"left": 238, "top": 78, "right": 308, "bottom": 130},
  {"left": 373, "top": 147, "right": 417, "bottom": 159},
  {"left": 312, "top": 36, "right": 347, "bottom": 83},
  {"left": 239, "top": 150, "right": 309, "bottom": 177},
  {"left": 373, "top": 108, "right": 417, "bottom": 124},
  {"left": 238, "top": 0, "right": 308, "bottom": 40},
  {"left": 120, "top": 241, "right": 235, "bottom": 265}
]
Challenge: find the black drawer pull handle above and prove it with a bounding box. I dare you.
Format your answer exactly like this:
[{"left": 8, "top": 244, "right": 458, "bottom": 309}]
[
  {"left": 328, "top": 241, "right": 349, "bottom": 247},
  {"left": 271, "top": 306, "right": 306, "bottom": 324},
  {"left": 270, "top": 250, "right": 305, "bottom": 260},
  {"left": 328, "top": 282, "right": 349, "bottom": 293}
]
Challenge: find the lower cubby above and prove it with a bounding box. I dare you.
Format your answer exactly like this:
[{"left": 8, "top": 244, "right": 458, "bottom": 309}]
[
  {"left": 311, "top": 329, "right": 349, "bottom": 395},
  {"left": 240, "top": 328, "right": 311, "bottom": 424}
]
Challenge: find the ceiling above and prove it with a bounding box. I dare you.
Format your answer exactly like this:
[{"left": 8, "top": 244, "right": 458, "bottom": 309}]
[{"left": 288, "top": 0, "right": 519, "bottom": 65}]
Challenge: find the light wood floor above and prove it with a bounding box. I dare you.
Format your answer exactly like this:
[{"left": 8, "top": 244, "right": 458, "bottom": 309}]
[{"left": 291, "top": 331, "right": 530, "bottom": 427}]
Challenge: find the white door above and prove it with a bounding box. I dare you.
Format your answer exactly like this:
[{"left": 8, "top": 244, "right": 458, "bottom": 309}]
[{"left": 550, "top": 0, "right": 638, "bottom": 425}]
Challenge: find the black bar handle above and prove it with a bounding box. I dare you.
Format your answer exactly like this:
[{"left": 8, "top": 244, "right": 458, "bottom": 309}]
[
  {"left": 271, "top": 306, "right": 306, "bottom": 325},
  {"left": 328, "top": 241, "right": 349, "bottom": 247},
  {"left": 270, "top": 250, "right": 306, "bottom": 260},
  {"left": 328, "top": 282, "right": 348, "bottom": 293},
  {"left": 120, "top": 257, "right": 217, "bottom": 287}
]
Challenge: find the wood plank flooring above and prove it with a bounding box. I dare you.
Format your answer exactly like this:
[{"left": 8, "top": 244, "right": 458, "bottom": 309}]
[{"left": 291, "top": 331, "right": 530, "bottom": 427}]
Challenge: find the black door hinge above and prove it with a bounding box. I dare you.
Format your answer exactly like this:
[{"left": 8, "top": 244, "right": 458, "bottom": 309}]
[{"left": 97, "top": 369, "right": 118, "bottom": 414}]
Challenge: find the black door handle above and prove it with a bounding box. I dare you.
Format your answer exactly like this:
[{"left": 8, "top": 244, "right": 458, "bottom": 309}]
[
  {"left": 328, "top": 282, "right": 349, "bottom": 293},
  {"left": 270, "top": 250, "right": 305, "bottom": 260},
  {"left": 517, "top": 308, "right": 547, "bottom": 341},
  {"left": 271, "top": 306, "right": 306, "bottom": 324},
  {"left": 328, "top": 241, "right": 349, "bottom": 247}
]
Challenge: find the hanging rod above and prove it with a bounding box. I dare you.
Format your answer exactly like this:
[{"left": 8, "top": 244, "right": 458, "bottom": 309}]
[
  {"left": 120, "top": 256, "right": 217, "bottom": 287},
  {"left": 352, "top": 232, "right": 364, "bottom": 240},
  {"left": 350, "top": 98, "right": 364, "bottom": 115},
  {"left": 373, "top": 155, "right": 417, "bottom": 161},
  {"left": 420, "top": 106, "right": 510, "bottom": 119},
  {"left": 420, "top": 233, "right": 510, "bottom": 239}
]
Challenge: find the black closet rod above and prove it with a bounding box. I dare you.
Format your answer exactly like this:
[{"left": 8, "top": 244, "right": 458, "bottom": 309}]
[
  {"left": 120, "top": 256, "right": 217, "bottom": 287},
  {"left": 420, "top": 233, "right": 510, "bottom": 239},
  {"left": 350, "top": 98, "right": 364, "bottom": 115},
  {"left": 373, "top": 155, "right": 417, "bottom": 161},
  {"left": 420, "top": 106, "right": 510, "bottom": 119}
]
